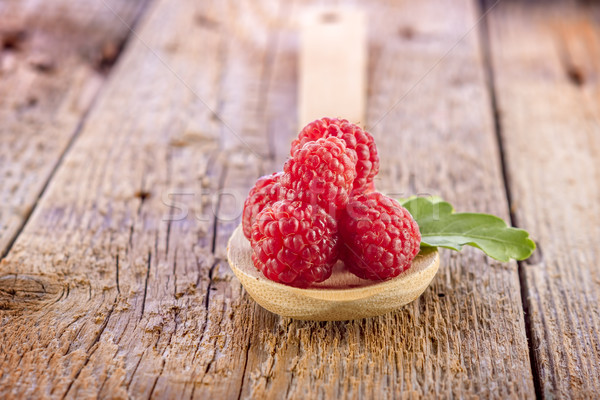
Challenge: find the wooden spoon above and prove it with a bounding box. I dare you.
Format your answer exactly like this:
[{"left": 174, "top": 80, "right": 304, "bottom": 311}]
[{"left": 227, "top": 225, "right": 440, "bottom": 321}]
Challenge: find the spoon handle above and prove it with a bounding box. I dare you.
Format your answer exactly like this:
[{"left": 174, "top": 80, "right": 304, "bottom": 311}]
[{"left": 299, "top": 8, "right": 367, "bottom": 128}]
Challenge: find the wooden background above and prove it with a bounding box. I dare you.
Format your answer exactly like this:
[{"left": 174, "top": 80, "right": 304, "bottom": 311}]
[{"left": 1, "top": 0, "right": 599, "bottom": 398}]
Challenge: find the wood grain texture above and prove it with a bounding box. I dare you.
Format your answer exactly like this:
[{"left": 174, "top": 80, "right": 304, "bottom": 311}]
[
  {"left": 0, "top": 0, "right": 538, "bottom": 398},
  {"left": 486, "top": 1, "right": 600, "bottom": 397},
  {"left": 0, "top": 0, "right": 279, "bottom": 398},
  {"left": 0, "top": 0, "right": 150, "bottom": 258}
]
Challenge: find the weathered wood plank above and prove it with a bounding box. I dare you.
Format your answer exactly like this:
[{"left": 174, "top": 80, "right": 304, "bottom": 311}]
[
  {"left": 0, "top": 0, "right": 276, "bottom": 398},
  {"left": 0, "top": 0, "right": 537, "bottom": 398},
  {"left": 485, "top": 1, "right": 600, "bottom": 397},
  {"left": 0, "top": 0, "right": 150, "bottom": 258}
]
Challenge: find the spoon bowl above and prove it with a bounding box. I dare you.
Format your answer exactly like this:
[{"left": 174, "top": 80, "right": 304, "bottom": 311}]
[{"left": 227, "top": 225, "right": 440, "bottom": 321}]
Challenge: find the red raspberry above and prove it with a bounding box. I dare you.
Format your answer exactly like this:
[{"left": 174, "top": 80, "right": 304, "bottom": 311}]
[
  {"left": 366, "top": 180, "right": 376, "bottom": 193},
  {"left": 242, "top": 172, "right": 286, "bottom": 239},
  {"left": 340, "top": 192, "right": 421, "bottom": 281},
  {"left": 291, "top": 117, "right": 379, "bottom": 192},
  {"left": 282, "top": 136, "right": 356, "bottom": 216},
  {"left": 251, "top": 200, "right": 339, "bottom": 288}
]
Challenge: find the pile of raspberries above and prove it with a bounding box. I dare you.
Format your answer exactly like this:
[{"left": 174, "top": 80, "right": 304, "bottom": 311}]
[{"left": 242, "top": 117, "right": 421, "bottom": 288}]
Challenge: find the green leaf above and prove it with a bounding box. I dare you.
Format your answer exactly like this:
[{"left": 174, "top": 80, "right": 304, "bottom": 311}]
[{"left": 399, "top": 196, "right": 535, "bottom": 262}]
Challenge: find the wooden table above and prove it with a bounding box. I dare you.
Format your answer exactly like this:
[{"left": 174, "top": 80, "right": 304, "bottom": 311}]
[{"left": 1, "top": 0, "right": 599, "bottom": 398}]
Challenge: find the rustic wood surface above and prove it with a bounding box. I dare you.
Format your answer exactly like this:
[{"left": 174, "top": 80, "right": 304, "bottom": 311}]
[
  {"left": 485, "top": 1, "right": 600, "bottom": 397},
  {"left": 0, "top": 0, "right": 149, "bottom": 258},
  {"left": 0, "top": 0, "right": 598, "bottom": 399}
]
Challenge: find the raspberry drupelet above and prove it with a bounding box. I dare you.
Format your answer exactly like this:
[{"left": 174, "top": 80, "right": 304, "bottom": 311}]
[
  {"left": 250, "top": 199, "right": 339, "bottom": 288},
  {"left": 340, "top": 192, "right": 421, "bottom": 281},
  {"left": 291, "top": 117, "right": 379, "bottom": 192},
  {"left": 242, "top": 172, "right": 286, "bottom": 239},
  {"left": 282, "top": 136, "right": 357, "bottom": 217}
]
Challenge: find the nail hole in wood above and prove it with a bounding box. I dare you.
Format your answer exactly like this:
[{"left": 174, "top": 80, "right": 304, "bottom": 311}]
[
  {"left": 566, "top": 65, "right": 585, "bottom": 86},
  {"left": 195, "top": 14, "right": 219, "bottom": 29},
  {"left": 438, "top": 293, "right": 445, "bottom": 298},
  {"left": 135, "top": 190, "right": 150, "bottom": 201},
  {"left": 321, "top": 13, "right": 339, "bottom": 23},
  {"left": 97, "top": 41, "right": 124, "bottom": 72},
  {"left": 2, "top": 30, "right": 26, "bottom": 50},
  {"left": 398, "top": 26, "right": 415, "bottom": 39}
]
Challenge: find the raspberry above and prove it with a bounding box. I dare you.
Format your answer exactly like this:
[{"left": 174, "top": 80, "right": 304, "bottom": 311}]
[
  {"left": 291, "top": 117, "right": 379, "bottom": 192},
  {"left": 242, "top": 172, "right": 286, "bottom": 239},
  {"left": 250, "top": 200, "right": 339, "bottom": 288},
  {"left": 366, "top": 180, "right": 376, "bottom": 193},
  {"left": 340, "top": 192, "right": 421, "bottom": 281},
  {"left": 282, "top": 136, "right": 356, "bottom": 216}
]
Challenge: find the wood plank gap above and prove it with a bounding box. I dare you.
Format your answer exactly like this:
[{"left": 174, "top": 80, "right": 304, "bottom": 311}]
[
  {"left": 210, "top": 163, "right": 229, "bottom": 255},
  {"left": 0, "top": 91, "right": 96, "bottom": 261},
  {"left": 477, "top": 1, "right": 543, "bottom": 398}
]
